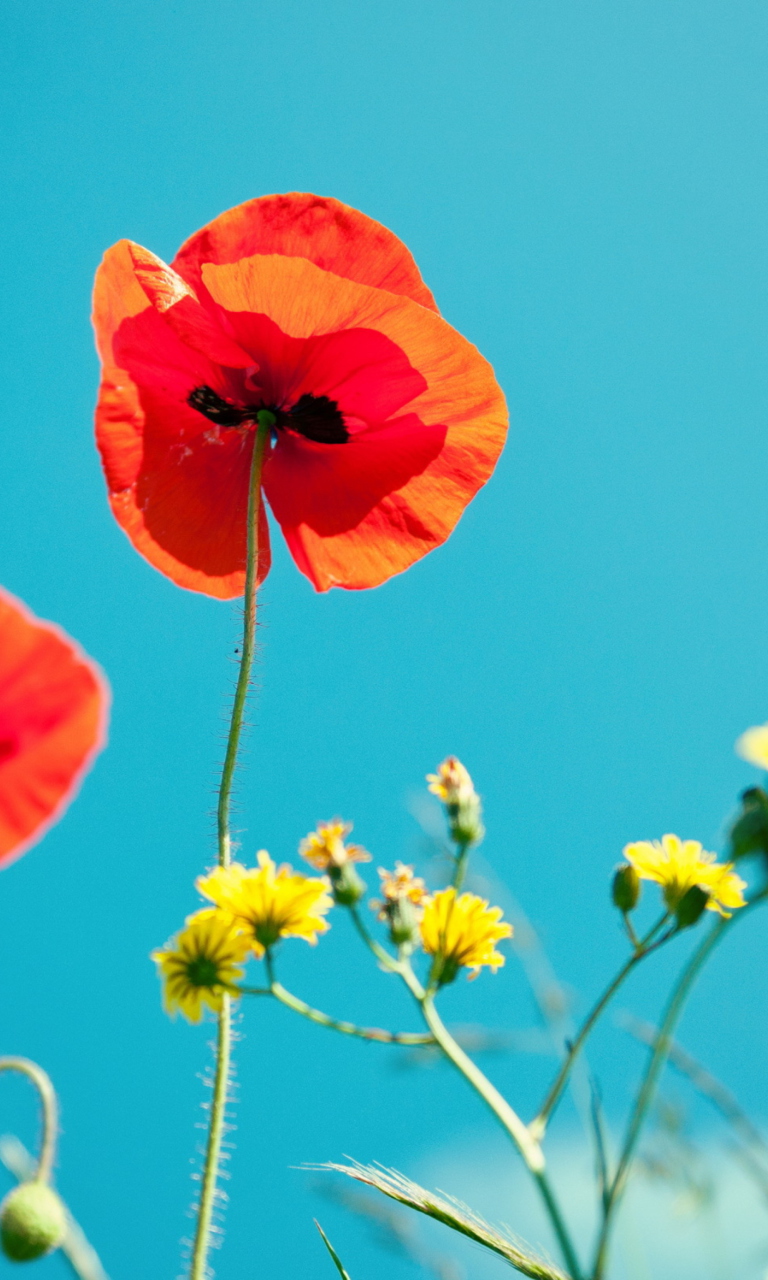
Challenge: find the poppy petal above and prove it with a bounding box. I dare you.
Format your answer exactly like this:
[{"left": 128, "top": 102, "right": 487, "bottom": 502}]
[
  {"left": 0, "top": 589, "right": 109, "bottom": 868},
  {"left": 94, "top": 246, "right": 271, "bottom": 597},
  {"left": 172, "top": 193, "right": 439, "bottom": 313},
  {"left": 202, "top": 253, "right": 507, "bottom": 590}
]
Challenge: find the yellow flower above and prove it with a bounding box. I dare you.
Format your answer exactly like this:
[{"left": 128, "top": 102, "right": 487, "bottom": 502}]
[
  {"left": 151, "top": 909, "right": 251, "bottom": 1023},
  {"left": 736, "top": 723, "right": 768, "bottom": 770},
  {"left": 427, "top": 756, "right": 476, "bottom": 806},
  {"left": 420, "top": 887, "right": 512, "bottom": 983},
  {"left": 624, "top": 834, "right": 747, "bottom": 918},
  {"left": 299, "top": 819, "right": 371, "bottom": 871},
  {"left": 197, "top": 852, "right": 333, "bottom": 957}
]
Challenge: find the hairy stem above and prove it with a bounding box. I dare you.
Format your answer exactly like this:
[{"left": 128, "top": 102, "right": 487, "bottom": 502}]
[
  {"left": 190, "top": 420, "right": 269, "bottom": 1280},
  {"left": 0, "top": 1058, "right": 58, "bottom": 1184},
  {"left": 216, "top": 419, "right": 270, "bottom": 870}
]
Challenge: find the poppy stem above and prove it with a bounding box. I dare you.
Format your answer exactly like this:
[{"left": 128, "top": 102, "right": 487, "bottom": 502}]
[
  {"left": 0, "top": 1058, "right": 58, "bottom": 1185},
  {"left": 191, "top": 419, "right": 270, "bottom": 1280},
  {"left": 216, "top": 418, "right": 271, "bottom": 870}
]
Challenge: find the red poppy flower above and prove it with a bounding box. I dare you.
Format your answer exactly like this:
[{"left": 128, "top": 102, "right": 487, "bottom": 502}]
[
  {"left": 0, "top": 588, "right": 109, "bottom": 868},
  {"left": 93, "top": 193, "right": 507, "bottom": 596}
]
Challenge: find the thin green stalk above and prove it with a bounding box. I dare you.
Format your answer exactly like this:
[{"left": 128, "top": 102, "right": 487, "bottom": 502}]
[
  {"left": 349, "top": 905, "right": 402, "bottom": 973},
  {"left": 531, "top": 914, "right": 670, "bottom": 1138},
  {"left": 451, "top": 839, "right": 472, "bottom": 891},
  {"left": 590, "top": 896, "right": 766, "bottom": 1280},
  {"left": 238, "top": 980, "right": 434, "bottom": 1045},
  {"left": 216, "top": 417, "right": 271, "bottom": 870},
  {"left": 190, "top": 419, "right": 270, "bottom": 1280},
  {"left": 395, "top": 966, "right": 582, "bottom": 1279},
  {"left": 0, "top": 1058, "right": 58, "bottom": 1183}
]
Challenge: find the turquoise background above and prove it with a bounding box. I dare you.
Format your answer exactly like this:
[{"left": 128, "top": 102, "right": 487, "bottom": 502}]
[{"left": 2, "top": 2, "right": 768, "bottom": 1277}]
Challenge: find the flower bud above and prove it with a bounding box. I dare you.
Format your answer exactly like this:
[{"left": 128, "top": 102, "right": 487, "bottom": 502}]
[
  {"left": 0, "top": 1183, "right": 67, "bottom": 1262},
  {"left": 727, "top": 787, "right": 768, "bottom": 860},
  {"left": 612, "top": 864, "right": 640, "bottom": 913},
  {"left": 328, "top": 862, "right": 366, "bottom": 907},
  {"left": 386, "top": 896, "right": 422, "bottom": 949},
  {"left": 427, "top": 757, "right": 485, "bottom": 847},
  {"left": 675, "top": 884, "right": 710, "bottom": 930}
]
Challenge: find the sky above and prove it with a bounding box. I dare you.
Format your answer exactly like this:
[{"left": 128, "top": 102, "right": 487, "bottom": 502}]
[{"left": 2, "top": 1, "right": 768, "bottom": 1278}]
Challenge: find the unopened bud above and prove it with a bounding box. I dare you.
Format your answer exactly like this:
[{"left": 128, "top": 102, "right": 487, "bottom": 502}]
[
  {"left": 612, "top": 864, "right": 640, "bottom": 913},
  {"left": 1, "top": 1183, "right": 67, "bottom": 1262},
  {"left": 427, "top": 758, "right": 484, "bottom": 847},
  {"left": 675, "top": 884, "right": 710, "bottom": 929},
  {"left": 329, "top": 862, "right": 366, "bottom": 907},
  {"left": 386, "top": 897, "right": 421, "bottom": 949},
  {"left": 728, "top": 787, "right": 768, "bottom": 860}
]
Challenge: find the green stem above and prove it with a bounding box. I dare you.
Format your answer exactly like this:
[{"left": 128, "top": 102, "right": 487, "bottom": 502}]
[
  {"left": 216, "top": 418, "right": 270, "bottom": 871},
  {"left": 396, "top": 967, "right": 582, "bottom": 1279},
  {"left": 591, "top": 898, "right": 764, "bottom": 1280},
  {"left": 451, "top": 839, "right": 472, "bottom": 891},
  {"left": 190, "top": 420, "right": 269, "bottom": 1280},
  {"left": 0, "top": 1058, "right": 57, "bottom": 1183},
  {"left": 531, "top": 915, "right": 670, "bottom": 1138},
  {"left": 190, "top": 995, "right": 232, "bottom": 1280},
  {"left": 241, "top": 980, "right": 434, "bottom": 1045},
  {"left": 349, "top": 905, "right": 402, "bottom": 973}
]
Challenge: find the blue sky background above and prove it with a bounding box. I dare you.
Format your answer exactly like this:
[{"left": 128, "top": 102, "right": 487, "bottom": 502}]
[{"left": 2, "top": 1, "right": 768, "bottom": 1278}]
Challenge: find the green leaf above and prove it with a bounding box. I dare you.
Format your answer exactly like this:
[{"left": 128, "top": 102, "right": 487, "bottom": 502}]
[{"left": 314, "top": 1220, "right": 353, "bottom": 1280}]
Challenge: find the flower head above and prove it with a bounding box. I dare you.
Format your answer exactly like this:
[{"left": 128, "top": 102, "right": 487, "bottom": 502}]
[
  {"left": 371, "top": 863, "right": 431, "bottom": 950},
  {"left": 151, "top": 909, "right": 251, "bottom": 1023},
  {"left": 624, "top": 834, "right": 747, "bottom": 918},
  {"left": 427, "top": 757, "right": 476, "bottom": 806},
  {"left": 420, "top": 887, "right": 512, "bottom": 984},
  {"left": 92, "top": 194, "right": 508, "bottom": 596},
  {"left": 736, "top": 723, "right": 768, "bottom": 770},
  {"left": 372, "top": 863, "right": 430, "bottom": 915},
  {"left": 427, "top": 756, "right": 484, "bottom": 846},
  {"left": 0, "top": 587, "right": 109, "bottom": 869},
  {"left": 197, "top": 852, "right": 333, "bottom": 956},
  {"left": 299, "top": 820, "right": 370, "bottom": 871}
]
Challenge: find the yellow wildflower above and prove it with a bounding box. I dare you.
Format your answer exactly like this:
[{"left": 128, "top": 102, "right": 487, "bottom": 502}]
[
  {"left": 151, "top": 909, "right": 251, "bottom": 1023},
  {"left": 624, "top": 834, "right": 747, "bottom": 918},
  {"left": 427, "top": 756, "right": 476, "bottom": 806},
  {"left": 197, "top": 852, "right": 332, "bottom": 957},
  {"left": 420, "top": 887, "right": 512, "bottom": 984},
  {"left": 299, "top": 819, "right": 371, "bottom": 871},
  {"left": 736, "top": 723, "right": 768, "bottom": 770}
]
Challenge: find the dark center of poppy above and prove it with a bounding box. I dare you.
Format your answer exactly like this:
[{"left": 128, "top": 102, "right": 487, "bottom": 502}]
[
  {"left": 0, "top": 737, "right": 17, "bottom": 765},
  {"left": 188, "top": 385, "right": 348, "bottom": 444}
]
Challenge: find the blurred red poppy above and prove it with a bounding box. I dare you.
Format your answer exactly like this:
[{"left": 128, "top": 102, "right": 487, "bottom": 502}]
[
  {"left": 0, "top": 588, "right": 109, "bottom": 868},
  {"left": 93, "top": 193, "right": 508, "bottom": 596}
]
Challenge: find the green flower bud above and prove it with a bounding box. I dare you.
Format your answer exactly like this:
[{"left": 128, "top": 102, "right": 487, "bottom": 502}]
[
  {"left": 612, "top": 864, "right": 640, "bottom": 913},
  {"left": 1, "top": 1183, "right": 67, "bottom": 1262},
  {"left": 447, "top": 796, "right": 485, "bottom": 848},
  {"left": 386, "top": 897, "right": 421, "bottom": 949},
  {"left": 329, "top": 862, "right": 366, "bottom": 907},
  {"left": 675, "top": 884, "right": 710, "bottom": 930},
  {"left": 728, "top": 787, "right": 768, "bottom": 860}
]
